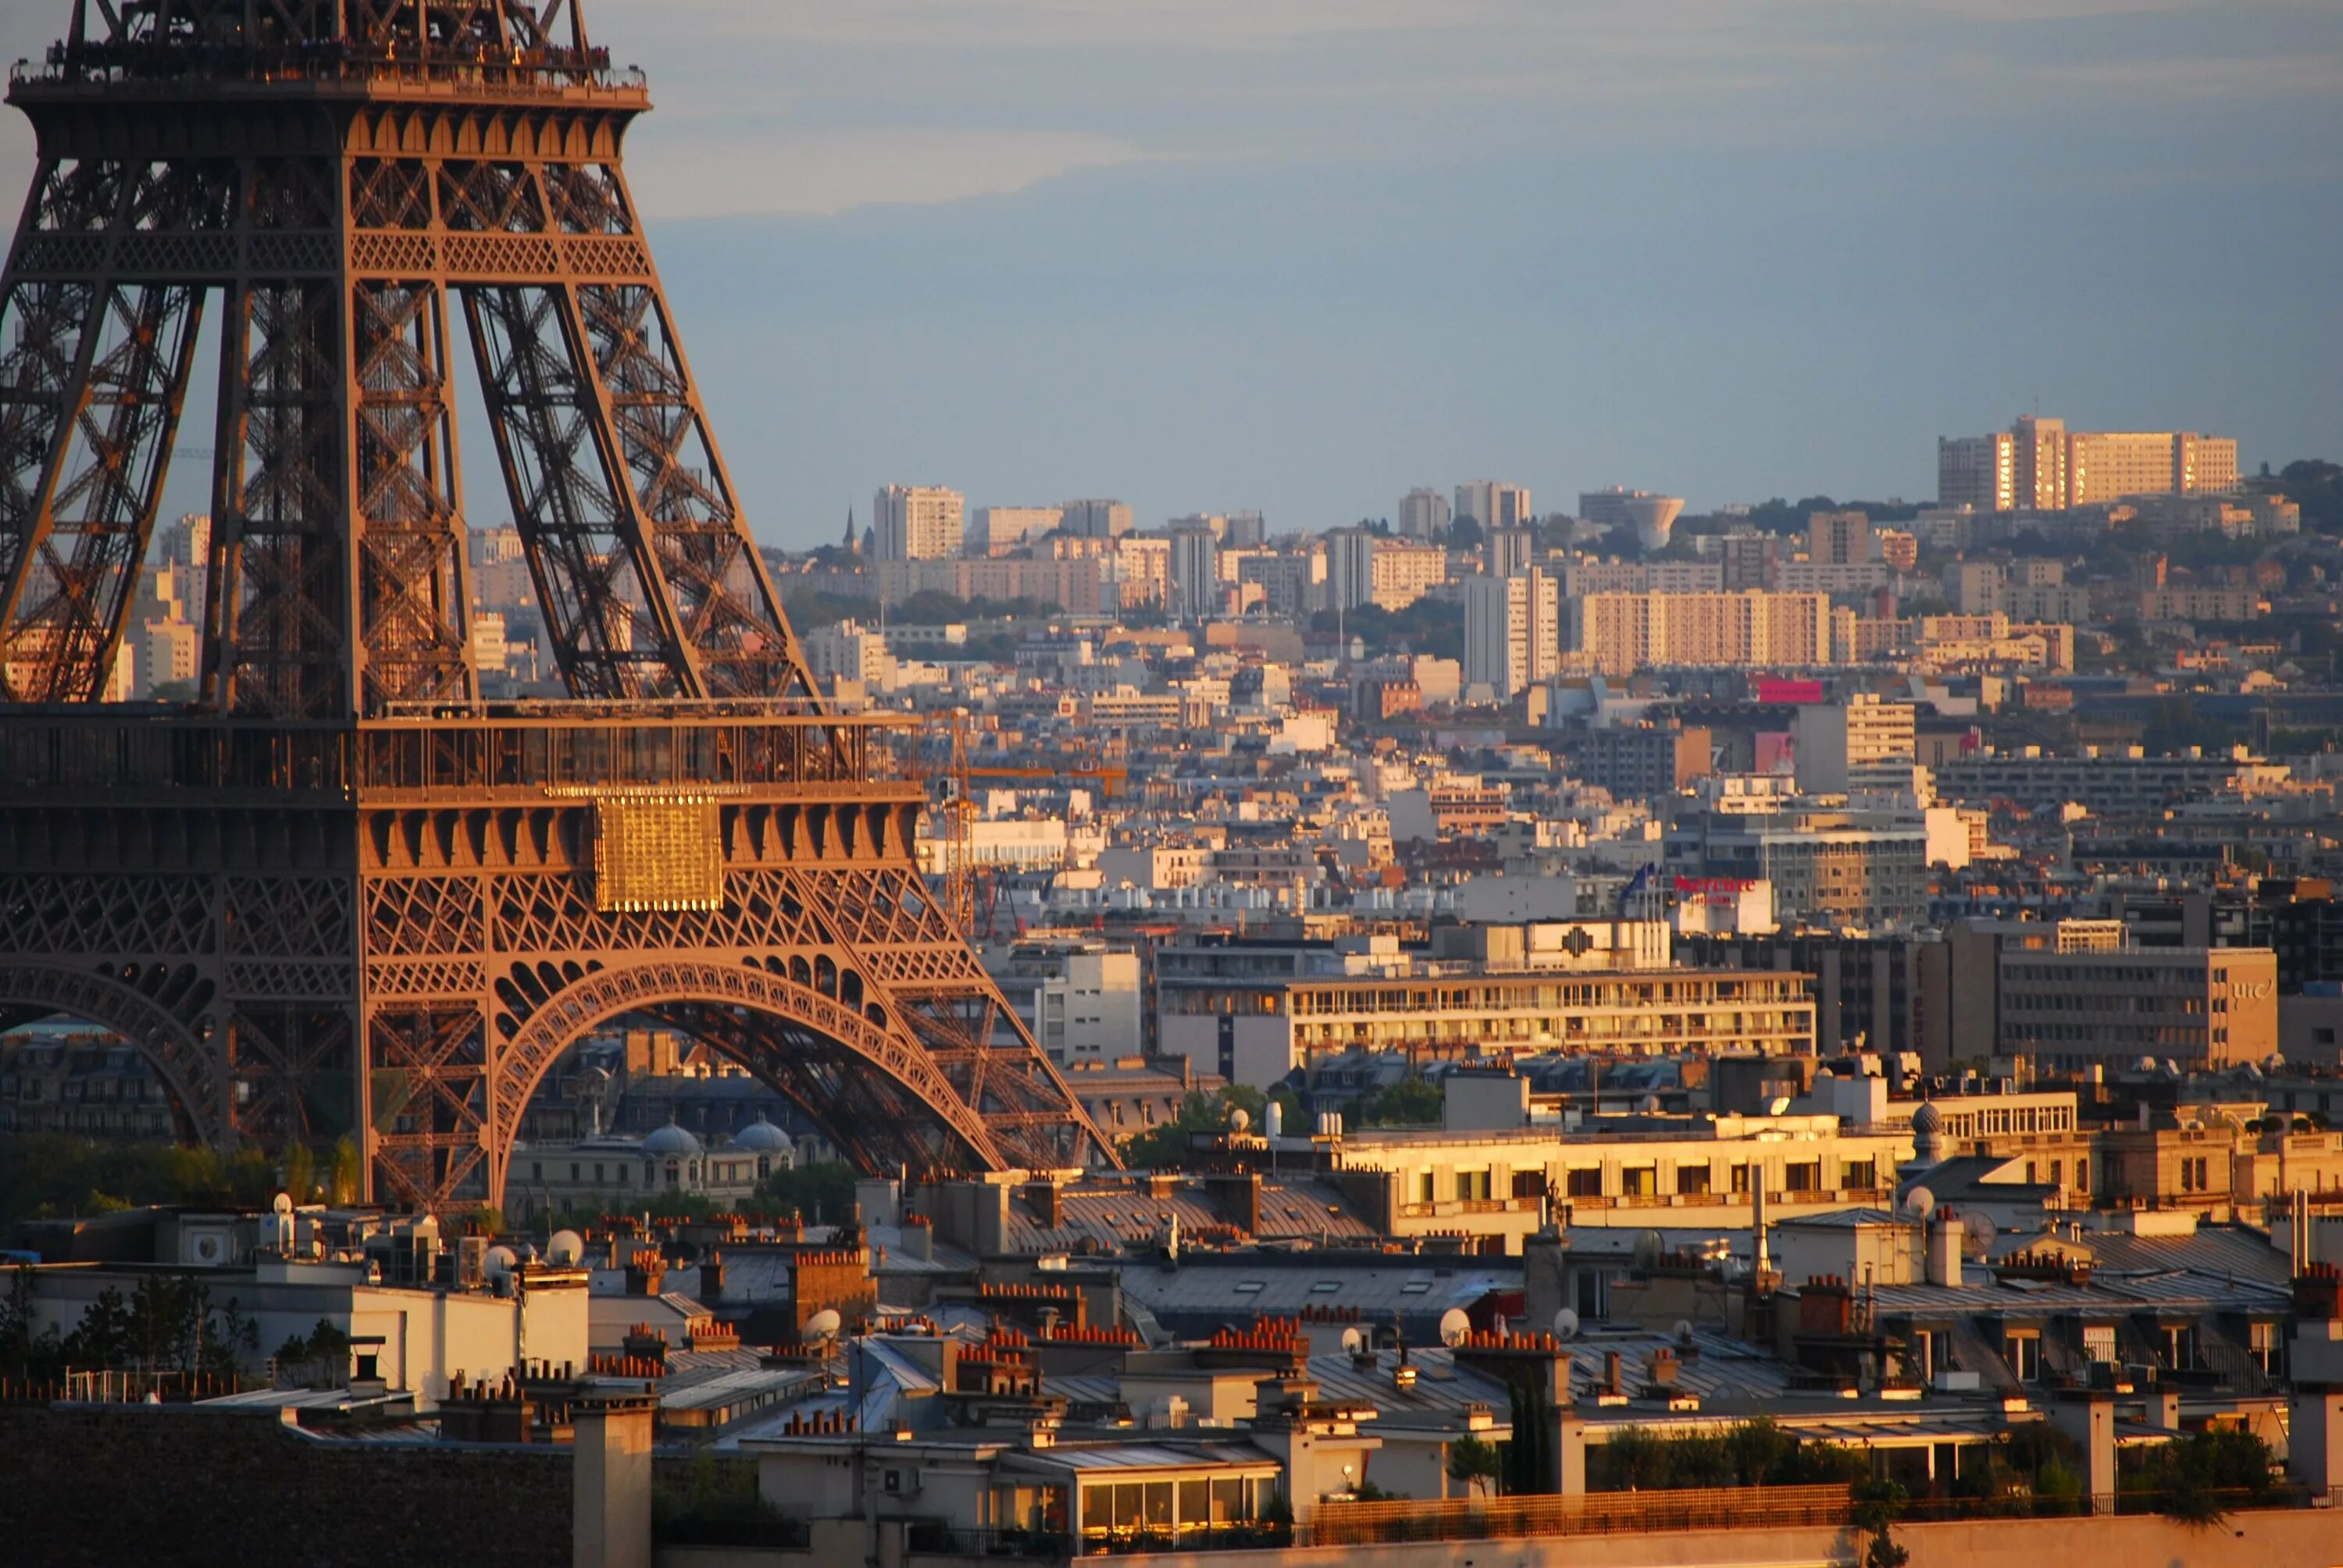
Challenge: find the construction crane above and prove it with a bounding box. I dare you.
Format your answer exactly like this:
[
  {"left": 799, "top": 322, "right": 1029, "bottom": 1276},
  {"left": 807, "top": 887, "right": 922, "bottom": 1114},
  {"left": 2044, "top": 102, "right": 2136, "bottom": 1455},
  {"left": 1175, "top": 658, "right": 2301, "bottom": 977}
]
[{"left": 939, "top": 713, "right": 1129, "bottom": 936}]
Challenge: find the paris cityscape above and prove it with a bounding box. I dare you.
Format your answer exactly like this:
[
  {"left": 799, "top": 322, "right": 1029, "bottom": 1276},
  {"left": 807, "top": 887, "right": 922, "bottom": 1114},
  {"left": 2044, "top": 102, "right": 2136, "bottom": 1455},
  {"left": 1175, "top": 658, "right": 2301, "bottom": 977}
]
[{"left": 2, "top": 2, "right": 2342, "bottom": 1566}]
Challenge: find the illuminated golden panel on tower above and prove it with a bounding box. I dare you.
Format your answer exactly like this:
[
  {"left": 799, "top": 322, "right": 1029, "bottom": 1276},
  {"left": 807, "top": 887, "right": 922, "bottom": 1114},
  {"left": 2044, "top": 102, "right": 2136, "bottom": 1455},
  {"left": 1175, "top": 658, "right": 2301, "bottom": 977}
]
[{"left": 592, "top": 793, "right": 723, "bottom": 913}]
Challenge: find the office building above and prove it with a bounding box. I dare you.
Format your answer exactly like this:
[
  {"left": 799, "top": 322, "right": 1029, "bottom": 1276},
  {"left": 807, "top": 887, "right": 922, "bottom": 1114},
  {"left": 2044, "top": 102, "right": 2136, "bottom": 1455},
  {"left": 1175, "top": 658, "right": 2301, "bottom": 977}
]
[
  {"left": 1159, "top": 959, "right": 1815, "bottom": 1089},
  {"left": 1572, "top": 590, "right": 1832, "bottom": 676},
  {"left": 1668, "top": 811, "right": 1931, "bottom": 931},
  {"left": 1464, "top": 568, "right": 1560, "bottom": 697},
  {"left": 2000, "top": 943, "right": 2277, "bottom": 1069},
  {"left": 1398, "top": 486, "right": 1450, "bottom": 540},
  {"left": 872, "top": 484, "right": 965, "bottom": 561}
]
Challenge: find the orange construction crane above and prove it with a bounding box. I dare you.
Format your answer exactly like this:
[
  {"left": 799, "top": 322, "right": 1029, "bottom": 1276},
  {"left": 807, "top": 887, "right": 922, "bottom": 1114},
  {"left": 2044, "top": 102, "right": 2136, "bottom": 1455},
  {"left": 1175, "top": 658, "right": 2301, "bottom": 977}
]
[{"left": 965, "top": 762, "right": 1129, "bottom": 797}]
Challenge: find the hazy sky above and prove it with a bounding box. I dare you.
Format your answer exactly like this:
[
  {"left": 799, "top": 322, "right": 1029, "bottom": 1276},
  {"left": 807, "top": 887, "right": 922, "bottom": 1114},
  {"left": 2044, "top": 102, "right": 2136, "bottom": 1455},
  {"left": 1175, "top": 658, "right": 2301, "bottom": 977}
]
[{"left": 2, "top": 0, "right": 2338, "bottom": 545}]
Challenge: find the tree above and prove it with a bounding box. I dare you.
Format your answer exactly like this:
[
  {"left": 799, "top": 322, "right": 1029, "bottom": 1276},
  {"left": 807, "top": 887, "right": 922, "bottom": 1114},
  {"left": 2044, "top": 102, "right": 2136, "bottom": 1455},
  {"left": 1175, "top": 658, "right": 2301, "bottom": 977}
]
[
  {"left": 1352, "top": 1076, "right": 1443, "bottom": 1128},
  {"left": 752, "top": 1160, "right": 858, "bottom": 1224},
  {"left": 1446, "top": 1434, "right": 1503, "bottom": 1500},
  {"left": 1849, "top": 1478, "right": 1910, "bottom": 1568}
]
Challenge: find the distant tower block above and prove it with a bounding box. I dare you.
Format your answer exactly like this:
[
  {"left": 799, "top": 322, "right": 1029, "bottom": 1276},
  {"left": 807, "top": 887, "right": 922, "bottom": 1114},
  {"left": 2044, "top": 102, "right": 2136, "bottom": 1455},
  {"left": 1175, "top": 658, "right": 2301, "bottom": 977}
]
[{"left": 0, "top": 0, "right": 1112, "bottom": 1211}]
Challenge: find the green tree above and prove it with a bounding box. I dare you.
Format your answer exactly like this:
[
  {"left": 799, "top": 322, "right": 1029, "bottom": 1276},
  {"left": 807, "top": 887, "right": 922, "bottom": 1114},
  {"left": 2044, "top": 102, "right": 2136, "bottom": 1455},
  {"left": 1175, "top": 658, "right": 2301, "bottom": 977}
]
[
  {"left": 1118, "top": 1085, "right": 1300, "bottom": 1171},
  {"left": 1849, "top": 1478, "right": 1910, "bottom": 1568},
  {"left": 1446, "top": 1434, "right": 1503, "bottom": 1500},
  {"left": 1352, "top": 1075, "right": 1443, "bottom": 1128},
  {"left": 752, "top": 1160, "right": 858, "bottom": 1224}
]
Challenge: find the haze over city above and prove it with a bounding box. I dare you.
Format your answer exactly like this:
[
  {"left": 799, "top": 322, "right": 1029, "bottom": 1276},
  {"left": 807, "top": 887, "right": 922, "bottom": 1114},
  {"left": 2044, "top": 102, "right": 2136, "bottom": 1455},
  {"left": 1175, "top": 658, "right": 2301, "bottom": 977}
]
[{"left": 3, "top": 0, "right": 2336, "bottom": 541}]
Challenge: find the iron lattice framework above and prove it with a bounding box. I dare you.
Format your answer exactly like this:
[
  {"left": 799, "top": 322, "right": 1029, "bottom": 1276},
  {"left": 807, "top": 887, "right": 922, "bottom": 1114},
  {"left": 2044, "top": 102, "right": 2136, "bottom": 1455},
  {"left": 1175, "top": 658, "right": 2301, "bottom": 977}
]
[{"left": 0, "top": 0, "right": 1114, "bottom": 1209}]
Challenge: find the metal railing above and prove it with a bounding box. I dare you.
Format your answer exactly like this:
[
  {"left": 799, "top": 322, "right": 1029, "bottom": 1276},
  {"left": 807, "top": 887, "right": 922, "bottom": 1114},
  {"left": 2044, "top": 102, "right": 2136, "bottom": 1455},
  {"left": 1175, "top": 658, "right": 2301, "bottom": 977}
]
[{"left": 1307, "top": 1484, "right": 1853, "bottom": 1545}]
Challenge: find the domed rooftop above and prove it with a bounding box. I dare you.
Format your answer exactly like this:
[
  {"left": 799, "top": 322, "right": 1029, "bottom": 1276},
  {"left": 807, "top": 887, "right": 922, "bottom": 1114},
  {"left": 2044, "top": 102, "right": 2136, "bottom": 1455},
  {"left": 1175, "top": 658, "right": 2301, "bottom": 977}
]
[
  {"left": 731, "top": 1114, "right": 792, "bottom": 1153},
  {"left": 642, "top": 1117, "right": 703, "bottom": 1158}
]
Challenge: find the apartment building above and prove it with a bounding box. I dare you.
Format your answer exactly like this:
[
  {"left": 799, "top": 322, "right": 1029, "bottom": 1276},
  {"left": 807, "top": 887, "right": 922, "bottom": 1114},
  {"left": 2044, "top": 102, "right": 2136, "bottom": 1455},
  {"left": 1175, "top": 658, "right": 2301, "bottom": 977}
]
[
  {"left": 1571, "top": 591, "right": 1831, "bottom": 676},
  {"left": 1938, "top": 415, "right": 2238, "bottom": 511},
  {"left": 872, "top": 483, "right": 965, "bottom": 561},
  {"left": 1455, "top": 479, "right": 1533, "bottom": 529},
  {"left": 1397, "top": 486, "right": 1450, "bottom": 539},
  {"left": 1464, "top": 568, "right": 1560, "bottom": 696},
  {"left": 1792, "top": 696, "right": 1917, "bottom": 794},
  {"left": 1806, "top": 510, "right": 1874, "bottom": 566},
  {"left": 1370, "top": 539, "right": 1447, "bottom": 611},
  {"left": 1568, "top": 723, "right": 1713, "bottom": 797}
]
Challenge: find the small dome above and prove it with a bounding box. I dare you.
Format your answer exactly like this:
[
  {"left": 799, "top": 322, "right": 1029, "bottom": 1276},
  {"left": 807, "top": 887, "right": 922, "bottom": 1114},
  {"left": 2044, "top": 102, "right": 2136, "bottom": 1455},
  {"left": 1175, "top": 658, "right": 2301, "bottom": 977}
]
[
  {"left": 1910, "top": 1102, "right": 1943, "bottom": 1134},
  {"left": 642, "top": 1117, "right": 703, "bottom": 1158},
  {"left": 732, "top": 1114, "right": 792, "bottom": 1153}
]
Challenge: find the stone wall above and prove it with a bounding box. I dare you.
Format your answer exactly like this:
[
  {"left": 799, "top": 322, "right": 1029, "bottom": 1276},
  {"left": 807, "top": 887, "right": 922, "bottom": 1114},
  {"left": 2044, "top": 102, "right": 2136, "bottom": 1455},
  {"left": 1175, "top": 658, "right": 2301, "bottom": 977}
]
[{"left": 0, "top": 1403, "right": 572, "bottom": 1568}]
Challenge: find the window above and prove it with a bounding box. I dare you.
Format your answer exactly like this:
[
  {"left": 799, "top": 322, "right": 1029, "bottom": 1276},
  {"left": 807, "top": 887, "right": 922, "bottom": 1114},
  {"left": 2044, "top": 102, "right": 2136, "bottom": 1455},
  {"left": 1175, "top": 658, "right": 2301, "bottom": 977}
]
[
  {"left": 1455, "top": 1169, "right": 1492, "bottom": 1202},
  {"left": 2082, "top": 1324, "right": 2117, "bottom": 1363},
  {"left": 2250, "top": 1320, "right": 2281, "bottom": 1374},
  {"left": 1729, "top": 1163, "right": 1751, "bottom": 1195},
  {"left": 1564, "top": 1167, "right": 1603, "bottom": 1197},
  {"left": 2004, "top": 1332, "right": 2040, "bottom": 1381},
  {"left": 1783, "top": 1160, "right": 1821, "bottom": 1192},
  {"left": 2164, "top": 1324, "right": 2197, "bottom": 1371},
  {"left": 1418, "top": 1171, "right": 1436, "bottom": 1204},
  {"left": 1621, "top": 1166, "right": 1657, "bottom": 1198},
  {"left": 1676, "top": 1165, "right": 1712, "bottom": 1196},
  {"left": 1841, "top": 1160, "right": 1877, "bottom": 1191}
]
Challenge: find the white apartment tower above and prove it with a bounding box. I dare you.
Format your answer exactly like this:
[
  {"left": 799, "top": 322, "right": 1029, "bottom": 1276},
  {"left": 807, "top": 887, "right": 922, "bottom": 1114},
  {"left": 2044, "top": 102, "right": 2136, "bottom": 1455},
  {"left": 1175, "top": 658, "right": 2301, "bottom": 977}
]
[
  {"left": 872, "top": 484, "right": 965, "bottom": 561},
  {"left": 1464, "top": 568, "right": 1560, "bottom": 697}
]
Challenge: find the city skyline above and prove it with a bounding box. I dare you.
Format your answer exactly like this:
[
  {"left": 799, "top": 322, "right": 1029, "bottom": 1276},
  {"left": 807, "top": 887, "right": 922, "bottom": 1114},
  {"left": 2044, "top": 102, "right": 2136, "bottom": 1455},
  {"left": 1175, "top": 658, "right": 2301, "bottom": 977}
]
[{"left": 2, "top": 0, "right": 2331, "bottom": 547}]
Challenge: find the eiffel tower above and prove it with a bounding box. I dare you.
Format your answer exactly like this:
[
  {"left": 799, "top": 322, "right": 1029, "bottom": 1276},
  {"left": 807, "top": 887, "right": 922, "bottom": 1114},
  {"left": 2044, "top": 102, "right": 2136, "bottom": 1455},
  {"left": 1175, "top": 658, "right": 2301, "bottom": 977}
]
[{"left": 0, "top": 0, "right": 1113, "bottom": 1210}]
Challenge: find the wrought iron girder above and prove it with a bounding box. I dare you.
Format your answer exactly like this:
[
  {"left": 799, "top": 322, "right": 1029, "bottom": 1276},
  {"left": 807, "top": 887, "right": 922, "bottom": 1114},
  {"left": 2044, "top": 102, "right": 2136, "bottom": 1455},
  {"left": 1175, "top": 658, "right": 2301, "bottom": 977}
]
[
  {"left": 350, "top": 279, "right": 476, "bottom": 708},
  {"left": 462, "top": 280, "right": 695, "bottom": 698},
  {"left": 0, "top": 281, "right": 205, "bottom": 700}
]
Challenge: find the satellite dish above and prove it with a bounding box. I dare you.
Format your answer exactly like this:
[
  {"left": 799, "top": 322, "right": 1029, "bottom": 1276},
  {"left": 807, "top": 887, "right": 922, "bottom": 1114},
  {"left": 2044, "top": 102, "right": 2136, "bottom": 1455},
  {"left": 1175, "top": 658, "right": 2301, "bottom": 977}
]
[
  {"left": 1228, "top": 1107, "right": 1251, "bottom": 1135},
  {"left": 804, "top": 1308, "right": 843, "bottom": 1341},
  {"left": 1438, "top": 1309, "right": 1471, "bottom": 1348},
  {"left": 547, "top": 1229, "right": 585, "bottom": 1267},
  {"left": 1673, "top": 1319, "right": 1694, "bottom": 1343},
  {"left": 1553, "top": 1308, "right": 1580, "bottom": 1341},
  {"left": 1961, "top": 1218, "right": 1995, "bottom": 1260},
  {"left": 1339, "top": 1326, "right": 1365, "bottom": 1354},
  {"left": 1903, "top": 1186, "right": 1935, "bottom": 1221},
  {"left": 1639, "top": 1094, "right": 1661, "bottom": 1114},
  {"left": 1632, "top": 1229, "right": 1664, "bottom": 1270},
  {"left": 273, "top": 1192, "right": 294, "bottom": 1216},
  {"left": 1766, "top": 1096, "right": 1792, "bottom": 1116},
  {"left": 483, "top": 1245, "right": 519, "bottom": 1279}
]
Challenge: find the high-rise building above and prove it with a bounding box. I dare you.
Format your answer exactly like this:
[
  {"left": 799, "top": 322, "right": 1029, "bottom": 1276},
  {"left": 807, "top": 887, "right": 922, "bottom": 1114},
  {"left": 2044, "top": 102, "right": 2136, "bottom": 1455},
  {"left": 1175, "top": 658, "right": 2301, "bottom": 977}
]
[
  {"left": 872, "top": 485, "right": 965, "bottom": 561},
  {"left": 1938, "top": 417, "right": 2238, "bottom": 511},
  {"left": 1398, "top": 488, "right": 1450, "bottom": 540},
  {"left": 1806, "top": 510, "right": 1874, "bottom": 567},
  {"left": 1060, "top": 498, "right": 1134, "bottom": 539},
  {"left": 1454, "top": 480, "right": 1532, "bottom": 530},
  {"left": 1717, "top": 533, "right": 1778, "bottom": 592},
  {"left": 1484, "top": 526, "right": 1536, "bottom": 579},
  {"left": 1324, "top": 527, "right": 1377, "bottom": 613},
  {"left": 1464, "top": 568, "right": 1559, "bottom": 696},
  {"left": 1167, "top": 520, "right": 1221, "bottom": 622},
  {"left": 1223, "top": 510, "right": 1267, "bottom": 549}
]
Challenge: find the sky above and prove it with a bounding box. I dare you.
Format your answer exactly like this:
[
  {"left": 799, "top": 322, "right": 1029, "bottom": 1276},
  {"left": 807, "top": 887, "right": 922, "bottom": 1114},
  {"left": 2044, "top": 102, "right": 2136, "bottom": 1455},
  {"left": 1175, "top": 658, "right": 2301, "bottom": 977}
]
[{"left": 1, "top": 0, "right": 2338, "bottom": 547}]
